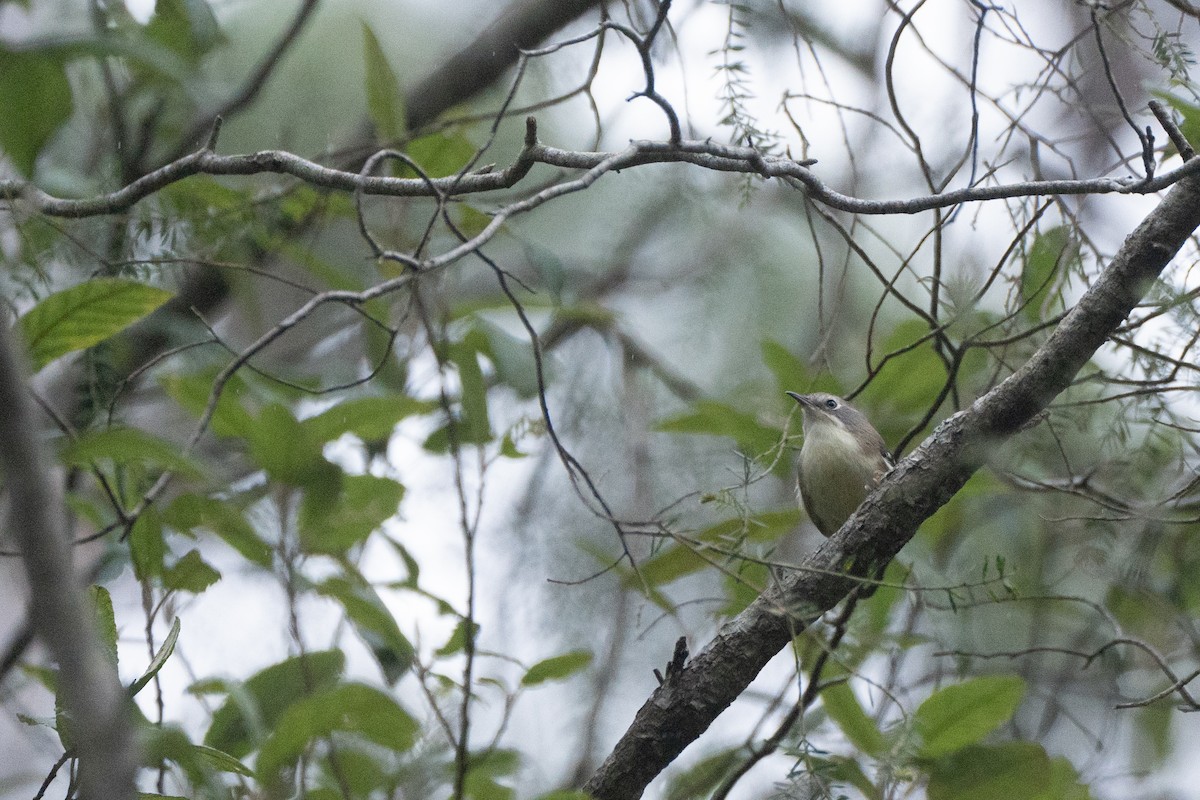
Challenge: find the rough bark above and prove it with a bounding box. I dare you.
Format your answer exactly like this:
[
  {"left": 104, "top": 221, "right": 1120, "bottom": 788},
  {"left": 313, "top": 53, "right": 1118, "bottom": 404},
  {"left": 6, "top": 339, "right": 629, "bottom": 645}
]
[{"left": 582, "top": 173, "right": 1200, "bottom": 800}]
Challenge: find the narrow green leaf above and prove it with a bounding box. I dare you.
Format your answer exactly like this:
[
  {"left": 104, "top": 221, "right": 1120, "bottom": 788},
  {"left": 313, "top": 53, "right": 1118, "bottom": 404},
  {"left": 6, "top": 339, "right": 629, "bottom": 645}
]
[
  {"left": 821, "top": 681, "right": 885, "bottom": 756},
  {"left": 451, "top": 337, "right": 491, "bottom": 444},
  {"left": 915, "top": 675, "right": 1026, "bottom": 758},
  {"left": 203, "top": 650, "right": 345, "bottom": 758},
  {"left": 665, "top": 748, "right": 741, "bottom": 800},
  {"left": 436, "top": 618, "right": 480, "bottom": 657},
  {"left": 1021, "top": 226, "right": 1072, "bottom": 324},
  {"left": 315, "top": 575, "right": 414, "bottom": 684},
  {"left": 760, "top": 339, "right": 810, "bottom": 393},
  {"left": 19, "top": 279, "right": 173, "bottom": 370},
  {"left": 90, "top": 586, "right": 118, "bottom": 668},
  {"left": 61, "top": 427, "right": 204, "bottom": 479},
  {"left": 129, "top": 617, "right": 181, "bottom": 697},
  {"left": 130, "top": 509, "right": 166, "bottom": 581},
  {"left": 521, "top": 651, "right": 593, "bottom": 686},
  {"left": 0, "top": 46, "right": 72, "bottom": 176},
  {"left": 361, "top": 22, "right": 404, "bottom": 140},
  {"left": 926, "top": 742, "right": 1050, "bottom": 800},
  {"left": 256, "top": 683, "right": 417, "bottom": 788}
]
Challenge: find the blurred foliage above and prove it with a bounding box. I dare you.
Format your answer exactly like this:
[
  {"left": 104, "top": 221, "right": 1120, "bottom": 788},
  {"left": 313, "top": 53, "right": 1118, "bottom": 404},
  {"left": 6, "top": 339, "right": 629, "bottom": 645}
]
[{"left": 3, "top": 0, "right": 1200, "bottom": 799}]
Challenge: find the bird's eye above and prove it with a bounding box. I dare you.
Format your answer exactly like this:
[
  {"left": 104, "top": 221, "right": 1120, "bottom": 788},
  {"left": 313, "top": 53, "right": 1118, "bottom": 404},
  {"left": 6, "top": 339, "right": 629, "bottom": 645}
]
[{"left": 824, "top": 398, "right": 838, "bottom": 409}]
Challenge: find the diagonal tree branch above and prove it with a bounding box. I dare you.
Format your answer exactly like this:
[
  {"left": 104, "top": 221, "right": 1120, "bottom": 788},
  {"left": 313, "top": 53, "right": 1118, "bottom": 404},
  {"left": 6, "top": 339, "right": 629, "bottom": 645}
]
[{"left": 581, "top": 172, "right": 1200, "bottom": 799}]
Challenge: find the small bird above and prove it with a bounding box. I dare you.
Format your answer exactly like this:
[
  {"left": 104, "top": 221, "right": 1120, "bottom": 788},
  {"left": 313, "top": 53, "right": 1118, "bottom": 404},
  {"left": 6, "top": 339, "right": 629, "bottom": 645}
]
[{"left": 787, "top": 392, "right": 894, "bottom": 537}]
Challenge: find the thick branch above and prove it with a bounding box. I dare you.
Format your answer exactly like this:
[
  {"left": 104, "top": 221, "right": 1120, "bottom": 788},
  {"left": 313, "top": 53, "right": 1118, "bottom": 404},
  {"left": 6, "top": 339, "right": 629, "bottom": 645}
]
[
  {"left": 405, "top": 0, "right": 603, "bottom": 130},
  {"left": 581, "top": 173, "right": 1200, "bottom": 799},
  {"left": 0, "top": 326, "right": 137, "bottom": 800}
]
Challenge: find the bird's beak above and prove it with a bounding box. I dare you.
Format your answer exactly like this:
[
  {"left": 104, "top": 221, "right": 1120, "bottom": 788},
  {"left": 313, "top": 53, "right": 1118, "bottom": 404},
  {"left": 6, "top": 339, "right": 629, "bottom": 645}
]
[{"left": 786, "top": 391, "right": 809, "bottom": 407}]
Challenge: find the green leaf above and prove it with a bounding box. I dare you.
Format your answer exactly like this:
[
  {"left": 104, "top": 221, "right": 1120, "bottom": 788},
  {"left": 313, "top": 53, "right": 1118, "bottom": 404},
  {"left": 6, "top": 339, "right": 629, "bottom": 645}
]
[
  {"left": 203, "top": 650, "right": 345, "bottom": 758},
  {"left": 436, "top": 618, "right": 480, "bottom": 657},
  {"left": 299, "top": 473, "right": 404, "bottom": 555},
  {"left": 302, "top": 395, "right": 437, "bottom": 443},
  {"left": 159, "top": 369, "right": 256, "bottom": 439},
  {"left": 0, "top": 46, "right": 72, "bottom": 176},
  {"left": 162, "top": 549, "right": 221, "bottom": 593},
  {"left": 248, "top": 403, "right": 339, "bottom": 488},
  {"left": 914, "top": 675, "right": 1026, "bottom": 758},
  {"left": 315, "top": 575, "right": 415, "bottom": 684},
  {"left": 162, "top": 494, "right": 273, "bottom": 568},
  {"left": 145, "top": 0, "right": 222, "bottom": 63},
  {"left": 926, "top": 742, "right": 1050, "bottom": 800},
  {"left": 18, "top": 279, "right": 174, "bottom": 370},
  {"left": 129, "top": 617, "right": 181, "bottom": 697},
  {"left": 256, "top": 683, "right": 417, "bottom": 789},
  {"left": 665, "top": 747, "right": 741, "bottom": 800},
  {"left": 821, "top": 681, "right": 885, "bottom": 756},
  {"left": 761, "top": 339, "right": 810, "bottom": 393},
  {"left": 474, "top": 318, "right": 539, "bottom": 397},
  {"left": 860, "top": 319, "right": 945, "bottom": 418},
  {"left": 130, "top": 509, "right": 166, "bottom": 580},
  {"left": 452, "top": 336, "right": 491, "bottom": 444},
  {"left": 192, "top": 744, "right": 252, "bottom": 777},
  {"left": 406, "top": 131, "right": 477, "bottom": 178},
  {"left": 361, "top": 22, "right": 404, "bottom": 141},
  {"left": 657, "top": 400, "right": 781, "bottom": 461},
  {"left": 90, "top": 585, "right": 118, "bottom": 668},
  {"left": 521, "top": 651, "right": 593, "bottom": 686},
  {"left": 1021, "top": 226, "right": 1072, "bottom": 324},
  {"left": 61, "top": 427, "right": 205, "bottom": 480}
]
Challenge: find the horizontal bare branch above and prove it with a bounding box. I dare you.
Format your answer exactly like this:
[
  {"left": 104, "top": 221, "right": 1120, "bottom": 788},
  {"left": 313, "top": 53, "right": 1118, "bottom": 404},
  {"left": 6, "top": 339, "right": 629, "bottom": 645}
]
[{"left": 6, "top": 122, "right": 1199, "bottom": 220}]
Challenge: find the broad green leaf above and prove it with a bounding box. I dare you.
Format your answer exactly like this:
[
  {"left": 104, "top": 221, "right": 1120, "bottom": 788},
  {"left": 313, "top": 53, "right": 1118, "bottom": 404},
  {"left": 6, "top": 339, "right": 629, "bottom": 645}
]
[
  {"left": 203, "top": 650, "right": 345, "bottom": 758},
  {"left": 299, "top": 473, "right": 404, "bottom": 554},
  {"left": 761, "top": 340, "right": 810, "bottom": 393},
  {"left": 90, "top": 586, "right": 118, "bottom": 668},
  {"left": 860, "top": 319, "right": 945, "bottom": 419},
  {"left": 256, "top": 683, "right": 417, "bottom": 788},
  {"left": 145, "top": 0, "right": 222, "bottom": 63},
  {"left": 1034, "top": 757, "right": 1093, "bottom": 800},
  {"left": 926, "top": 742, "right": 1050, "bottom": 800},
  {"left": 19, "top": 279, "right": 173, "bottom": 370},
  {"left": 248, "top": 403, "right": 339, "bottom": 488},
  {"left": 361, "top": 22, "right": 404, "bottom": 141},
  {"left": 302, "top": 395, "right": 437, "bottom": 443},
  {"left": 656, "top": 400, "right": 782, "bottom": 461},
  {"left": 61, "top": 427, "right": 204, "bottom": 479},
  {"left": 631, "top": 544, "right": 709, "bottom": 588},
  {"left": 475, "top": 318, "right": 539, "bottom": 397},
  {"left": 162, "top": 549, "right": 221, "bottom": 593},
  {"left": 521, "top": 651, "right": 593, "bottom": 686},
  {"left": 315, "top": 575, "right": 414, "bottom": 684},
  {"left": 406, "top": 131, "right": 477, "bottom": 178},
  {"left": 159, "top": 370, "right": 256, "bottom": 439},
  {"left": 0, "top": 47, "right": 72, "bottom": 176},
  {"left": 915, "top": 675, "right": 1026, "bottom": 758},
  {"left": 129, "top": 617, "right": 181, "bottom": 697},
  {"left": 162, "top": 494, "right": 272, "bottom": 568},
  {"left": 821, "top": 681, "right": 885, "bottom": 756}
]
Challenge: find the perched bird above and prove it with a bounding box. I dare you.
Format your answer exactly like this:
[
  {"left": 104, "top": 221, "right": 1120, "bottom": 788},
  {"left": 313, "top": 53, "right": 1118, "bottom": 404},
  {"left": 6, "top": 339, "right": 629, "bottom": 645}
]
[{"left": 787, "top": 392, "right": 893, "bottom": 537}]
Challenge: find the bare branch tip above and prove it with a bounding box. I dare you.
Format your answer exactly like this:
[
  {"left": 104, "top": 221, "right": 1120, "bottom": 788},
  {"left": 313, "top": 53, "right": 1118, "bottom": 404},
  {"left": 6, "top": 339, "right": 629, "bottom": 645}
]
[
  {"left": 203, "top": 116, "right": 224, "bottom": 152},
  {"left": 524, "top": 116, "right": 539, "bottom": 147}
]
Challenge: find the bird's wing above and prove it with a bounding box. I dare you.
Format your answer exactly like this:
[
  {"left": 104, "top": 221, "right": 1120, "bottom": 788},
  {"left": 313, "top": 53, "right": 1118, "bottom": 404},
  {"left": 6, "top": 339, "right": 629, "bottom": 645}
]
[{"left": 796, "top": 464, "right": 833, "bottom": 537}]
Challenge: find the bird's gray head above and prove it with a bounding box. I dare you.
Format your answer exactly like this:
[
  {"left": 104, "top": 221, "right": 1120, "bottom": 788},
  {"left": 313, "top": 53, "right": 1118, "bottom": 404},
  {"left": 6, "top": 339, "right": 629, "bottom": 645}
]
[{"left": 786, "top": 391, "right": 871, "bottom": 437}]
